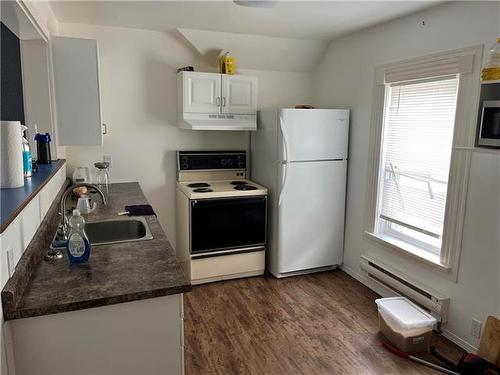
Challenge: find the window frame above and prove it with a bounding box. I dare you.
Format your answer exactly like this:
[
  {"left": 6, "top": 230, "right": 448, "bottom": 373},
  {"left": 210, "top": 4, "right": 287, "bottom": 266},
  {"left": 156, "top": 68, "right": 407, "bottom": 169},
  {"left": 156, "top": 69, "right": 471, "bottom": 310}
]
[
  {"left": 377, "top": 75, "right": 459, "bottom": 256},
  {"left": 364, "top": 46, "right": 483, "bottom": 282}
]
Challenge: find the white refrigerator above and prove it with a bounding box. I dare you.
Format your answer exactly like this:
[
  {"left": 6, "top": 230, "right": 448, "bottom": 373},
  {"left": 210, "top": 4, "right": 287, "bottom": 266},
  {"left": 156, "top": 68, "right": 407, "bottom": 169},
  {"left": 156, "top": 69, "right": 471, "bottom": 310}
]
[{"left": 251, "top": 108, "right": 349, "bottom": 278}]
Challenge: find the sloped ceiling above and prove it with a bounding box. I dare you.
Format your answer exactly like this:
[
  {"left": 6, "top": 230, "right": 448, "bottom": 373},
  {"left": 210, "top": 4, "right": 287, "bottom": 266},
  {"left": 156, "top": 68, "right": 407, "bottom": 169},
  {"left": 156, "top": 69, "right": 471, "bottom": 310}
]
[
  {"left": 48, "top": 1, "right": 442, "bottom": 73},
  {"left": 49, "top": 1, "right": 440, "bottom": 41},
  {"left": 177, "top": 28, "right": 328, "bottom": 73}
]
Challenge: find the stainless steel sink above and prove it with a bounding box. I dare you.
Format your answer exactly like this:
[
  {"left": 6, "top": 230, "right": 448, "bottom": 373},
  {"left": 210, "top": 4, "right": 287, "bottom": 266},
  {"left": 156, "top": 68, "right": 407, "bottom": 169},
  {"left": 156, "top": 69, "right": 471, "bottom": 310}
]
[{"left": 50, "top": 216, "right": 153, "bottom": 249}]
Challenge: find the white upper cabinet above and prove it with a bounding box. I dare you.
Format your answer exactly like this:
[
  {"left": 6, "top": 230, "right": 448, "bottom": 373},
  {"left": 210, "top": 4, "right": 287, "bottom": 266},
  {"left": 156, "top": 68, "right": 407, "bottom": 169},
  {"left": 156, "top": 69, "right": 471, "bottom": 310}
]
[
  {"left": 221, "top": 75, "right": 257, "bottom": 114},
  {"left": 180, "top": 72, "right": 221, "bottom": 113},
  {"left": 51, "top": 37, "right": 103, "bottom": 146},
  {"left": 177, "top": 71, "right": 258, "bottom": 131}
]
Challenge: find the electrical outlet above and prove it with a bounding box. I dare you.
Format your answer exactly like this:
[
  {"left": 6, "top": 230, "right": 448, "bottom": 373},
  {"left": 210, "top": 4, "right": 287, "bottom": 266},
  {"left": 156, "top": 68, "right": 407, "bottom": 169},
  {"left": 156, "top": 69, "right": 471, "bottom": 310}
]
[
  {"left": 103, "top": 154, "right": 112, "bottom": 167},
  {"left": 471, "top": 319, "right": 483, "bottom": 339}
]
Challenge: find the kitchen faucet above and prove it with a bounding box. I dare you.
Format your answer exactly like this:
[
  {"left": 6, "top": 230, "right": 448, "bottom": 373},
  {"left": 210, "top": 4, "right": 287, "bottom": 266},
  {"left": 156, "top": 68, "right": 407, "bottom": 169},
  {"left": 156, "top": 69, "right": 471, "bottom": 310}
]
[{"left": 45, "top": 183, "right": 107, "bottom": 260}]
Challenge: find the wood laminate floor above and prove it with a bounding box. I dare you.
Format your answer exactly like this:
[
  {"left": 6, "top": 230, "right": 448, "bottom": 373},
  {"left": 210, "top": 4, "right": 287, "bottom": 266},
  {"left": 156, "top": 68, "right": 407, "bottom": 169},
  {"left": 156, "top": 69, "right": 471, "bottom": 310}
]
[{"left": 184, "top": 270, "right": 464, "bottom": 374}]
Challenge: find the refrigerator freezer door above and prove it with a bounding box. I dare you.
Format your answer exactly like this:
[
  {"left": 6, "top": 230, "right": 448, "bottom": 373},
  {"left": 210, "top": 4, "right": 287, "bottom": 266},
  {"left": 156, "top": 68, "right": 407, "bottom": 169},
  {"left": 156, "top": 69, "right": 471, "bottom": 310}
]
[
  {"left": 276, "top": 160, "right": 346, "bottom": 275},
  {"left": 279, "top": 109, "right": 349, "bottom": 162}
]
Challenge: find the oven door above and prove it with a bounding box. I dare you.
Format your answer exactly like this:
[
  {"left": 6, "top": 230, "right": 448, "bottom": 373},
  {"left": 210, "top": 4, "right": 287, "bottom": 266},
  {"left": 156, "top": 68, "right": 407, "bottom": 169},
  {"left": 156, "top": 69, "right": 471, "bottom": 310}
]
[
  {"left": 190, "top": 196, "right": 267, "bottom": 256},
  {"left": 478, "top": 100, "right": 500, "bottom": 147}
]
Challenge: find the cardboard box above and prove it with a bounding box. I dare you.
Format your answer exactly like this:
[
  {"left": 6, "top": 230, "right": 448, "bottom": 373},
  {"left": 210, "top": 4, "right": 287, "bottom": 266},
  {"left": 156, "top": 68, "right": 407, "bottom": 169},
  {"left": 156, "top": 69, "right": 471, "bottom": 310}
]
[
  {"left": 376, "top": 297, "right": 436, "bottom": 354},
  {"left": 379, "top": 312, "right": 432, "bottom": 353}
]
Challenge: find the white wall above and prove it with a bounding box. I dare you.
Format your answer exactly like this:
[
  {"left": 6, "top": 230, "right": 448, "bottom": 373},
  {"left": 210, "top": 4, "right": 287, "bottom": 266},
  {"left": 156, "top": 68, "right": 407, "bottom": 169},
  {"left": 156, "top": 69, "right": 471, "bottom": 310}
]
[
  {"left": 56, "top": 22, "right": 314, "bottom": 248},
  {"left": 314, "top": 1, "right": 500, "bottom": 351}
]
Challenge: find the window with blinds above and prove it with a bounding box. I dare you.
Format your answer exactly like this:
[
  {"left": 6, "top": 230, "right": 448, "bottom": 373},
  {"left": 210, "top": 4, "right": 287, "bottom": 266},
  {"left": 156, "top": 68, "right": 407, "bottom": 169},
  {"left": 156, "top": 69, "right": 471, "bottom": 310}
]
[{"left": 377, "top": 76, "right": 459, "bottom": 254}]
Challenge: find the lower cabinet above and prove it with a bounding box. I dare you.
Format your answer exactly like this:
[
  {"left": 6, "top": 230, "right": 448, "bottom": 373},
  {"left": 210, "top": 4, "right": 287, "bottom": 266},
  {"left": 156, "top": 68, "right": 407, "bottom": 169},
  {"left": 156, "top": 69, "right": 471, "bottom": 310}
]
[
  {"left": 8, "top": 295, "right": 185, "bottom": 375},
  {"left": 0, "top": 166, "right": 66, "bottom": 285},
  {"left": 0, "top": 165, "right": 66, "bottom": 375}
]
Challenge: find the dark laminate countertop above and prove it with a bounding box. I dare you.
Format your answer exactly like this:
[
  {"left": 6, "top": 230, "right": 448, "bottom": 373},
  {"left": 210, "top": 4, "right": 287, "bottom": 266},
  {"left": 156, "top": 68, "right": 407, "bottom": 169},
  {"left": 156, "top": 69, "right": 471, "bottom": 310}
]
[
  {"left": 0, "top": 159, "right": 66, "bottom": 233},
  {"left": 2, "top": 182, "right": 191, "bottom": 320}
]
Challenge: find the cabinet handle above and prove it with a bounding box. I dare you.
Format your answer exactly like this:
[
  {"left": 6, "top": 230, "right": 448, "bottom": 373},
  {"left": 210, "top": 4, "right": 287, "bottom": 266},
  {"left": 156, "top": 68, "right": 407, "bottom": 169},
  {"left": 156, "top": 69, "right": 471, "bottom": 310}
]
[
  {"left": 102, "top": 123, "right": 107, "bottom": 135},
  {"left": 222, "top": 97, "right": 226, "bottom": 107},
  {"left": 216, "top": 97, "right": 221, "bottom": 107}
]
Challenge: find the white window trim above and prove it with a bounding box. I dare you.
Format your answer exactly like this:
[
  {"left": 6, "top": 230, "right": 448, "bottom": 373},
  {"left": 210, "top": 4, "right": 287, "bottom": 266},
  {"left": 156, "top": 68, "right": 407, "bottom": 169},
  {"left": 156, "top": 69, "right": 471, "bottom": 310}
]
[{"left": 364, "top": 46, "right": 483, "bottom": 282}]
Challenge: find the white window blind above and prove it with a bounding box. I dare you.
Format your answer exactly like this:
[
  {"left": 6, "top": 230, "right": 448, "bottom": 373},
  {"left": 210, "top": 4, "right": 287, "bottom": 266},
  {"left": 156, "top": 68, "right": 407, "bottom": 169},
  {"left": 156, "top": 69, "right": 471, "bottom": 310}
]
[{"left": 378, "top": 76, "right": 459, "bottom": 246}]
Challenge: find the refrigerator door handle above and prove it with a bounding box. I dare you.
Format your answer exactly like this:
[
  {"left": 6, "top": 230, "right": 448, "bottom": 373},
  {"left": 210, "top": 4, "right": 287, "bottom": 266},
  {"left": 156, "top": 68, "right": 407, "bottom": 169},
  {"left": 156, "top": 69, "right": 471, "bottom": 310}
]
[
  {"left": 280, "top": 115, "right": 290, "bottom": 163},
  {"left": 278, "top": 162, "right": 289, "bottom": 205},
  {"left": 279, "top": 115, "right": 290, "bottom": 205}
]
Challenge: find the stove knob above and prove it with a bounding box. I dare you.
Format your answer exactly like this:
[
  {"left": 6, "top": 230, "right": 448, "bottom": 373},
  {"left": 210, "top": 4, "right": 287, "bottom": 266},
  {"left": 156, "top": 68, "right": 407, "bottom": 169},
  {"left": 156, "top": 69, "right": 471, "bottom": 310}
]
[
  {"left": 227, "top": 159, "right": 234, "bottom": 166},
  {"left": 181, "top": 162, "right": 189, "bottom": 170},
  {"left": 238, "top": 162, "right": 244, "bottom": 168},
  {"left": 237, "top": 155, "right": 244, "bottom": 161},
  {"left": 221, "top": 159, "right": 227, "bottom": 166},
  {"left": 181, "top": 156, "right": 188, "bottom": 162}
]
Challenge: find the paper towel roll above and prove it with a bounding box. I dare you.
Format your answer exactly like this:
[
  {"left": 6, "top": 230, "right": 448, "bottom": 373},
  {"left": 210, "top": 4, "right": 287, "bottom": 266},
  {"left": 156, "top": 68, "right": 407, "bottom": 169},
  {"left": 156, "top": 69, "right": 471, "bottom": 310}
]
[{"left": 1, "top": 121, "right": 24, "bottom": 188}]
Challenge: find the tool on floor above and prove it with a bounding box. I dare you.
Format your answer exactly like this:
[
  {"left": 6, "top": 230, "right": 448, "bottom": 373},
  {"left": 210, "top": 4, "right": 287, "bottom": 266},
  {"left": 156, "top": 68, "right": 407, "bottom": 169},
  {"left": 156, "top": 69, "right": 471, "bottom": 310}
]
[
  {"left": 456, "top": 353, "right": 500, "bottom": 375},
  {"left": 431, "top": 345, "right": 500, "bottom": 375},
  {"left": 428, "top": 315, "right": 500, "bottom": 375},
  {"left": 430, "top": 346, "right": 459, "bottom": 371},
  {"left": 431, "top": 346, "right": 500, "bottom": 375},
  {"left": 382, "top": 341, "right": 460, "bottom": 375}
]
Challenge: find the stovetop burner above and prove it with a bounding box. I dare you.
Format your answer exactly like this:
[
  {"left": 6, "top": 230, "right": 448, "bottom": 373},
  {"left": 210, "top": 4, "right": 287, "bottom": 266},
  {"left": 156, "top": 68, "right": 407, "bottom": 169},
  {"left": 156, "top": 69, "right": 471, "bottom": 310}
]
[
  {"left": 230, "top": 181, "right": 248, "bottom": 185},
  {"left": 193, "top": 187, "right": 213, "bottom": 193},
  {"left": 188, "top": 182, "right": 211, "bottom": 188},
  {"left": 234, "top": 185, "right": 257, "bottom": 191}
]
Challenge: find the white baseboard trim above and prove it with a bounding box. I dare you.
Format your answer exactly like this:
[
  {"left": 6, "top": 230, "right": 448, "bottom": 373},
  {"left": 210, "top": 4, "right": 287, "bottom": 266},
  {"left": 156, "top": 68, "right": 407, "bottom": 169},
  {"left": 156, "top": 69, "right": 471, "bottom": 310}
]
[
  {"left": 339, "top": 264, "right": 479, "bottom": 353},
  {"left": 440, "top": 329, "right": 478, "bottom": 354},
  {"left": 341, "top": 264, "right": 395, "bottom": 297}
]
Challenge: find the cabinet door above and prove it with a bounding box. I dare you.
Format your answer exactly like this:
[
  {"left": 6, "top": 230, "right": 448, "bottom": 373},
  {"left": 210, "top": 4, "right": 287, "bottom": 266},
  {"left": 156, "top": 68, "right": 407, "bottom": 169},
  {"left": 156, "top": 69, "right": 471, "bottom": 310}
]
[
  {"left": 181, "top": 72, "right": 221, "bottom": 114},
  {"left": 52, "top": 37, "right": 102, "bottom": 146},
  {"left": 20, "top": 198, "right": 40, "bottom": 252},
  {"left": 221, "top": 75, "right": 257, "bottom": 114},
  {"left": 0, "top": 218, "right": 22, "bottom": 287}
]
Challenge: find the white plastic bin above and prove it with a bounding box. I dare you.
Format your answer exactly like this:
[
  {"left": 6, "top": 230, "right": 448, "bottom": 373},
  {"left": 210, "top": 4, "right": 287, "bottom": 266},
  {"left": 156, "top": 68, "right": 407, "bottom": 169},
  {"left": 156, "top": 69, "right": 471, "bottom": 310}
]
[{"left": 375, "top": 297, "right": 437, "bottom": 353}]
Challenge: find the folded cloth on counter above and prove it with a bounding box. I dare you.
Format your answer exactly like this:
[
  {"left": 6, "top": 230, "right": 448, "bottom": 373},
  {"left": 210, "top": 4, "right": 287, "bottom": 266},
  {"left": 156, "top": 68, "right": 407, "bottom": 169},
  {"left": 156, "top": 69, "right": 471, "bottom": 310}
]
[{"left": 124, "top": 204, "right": 156, "bottom": 216}]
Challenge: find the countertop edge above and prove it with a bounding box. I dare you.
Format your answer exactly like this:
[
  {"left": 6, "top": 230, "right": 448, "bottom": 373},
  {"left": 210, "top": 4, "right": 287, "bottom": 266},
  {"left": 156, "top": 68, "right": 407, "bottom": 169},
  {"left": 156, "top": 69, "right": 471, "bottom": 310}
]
[
  {"left": 0, "top": 159, "right": 66, "bottom": 233},
  {"left": 4, "top": 284, "right": 192, "bottom": 321}
]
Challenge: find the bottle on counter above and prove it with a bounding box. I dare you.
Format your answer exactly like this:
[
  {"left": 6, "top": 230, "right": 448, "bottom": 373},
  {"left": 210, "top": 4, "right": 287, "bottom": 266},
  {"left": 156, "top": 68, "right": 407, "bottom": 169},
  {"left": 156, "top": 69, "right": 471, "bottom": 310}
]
[
  {"left": 21, "top": 125, "right": 32, "bottom": 178},
  {"left": 482, "top": 37, "right": 500, "bottom": 81},
  {"left": 219, "top": 52, "right": 236, "bottom": 75},
  {"left": 34, "top": 132, "right": 52, "bottom": 164},
  {"left": 66, "top": 209, "right": 91, "bottom": 264}
]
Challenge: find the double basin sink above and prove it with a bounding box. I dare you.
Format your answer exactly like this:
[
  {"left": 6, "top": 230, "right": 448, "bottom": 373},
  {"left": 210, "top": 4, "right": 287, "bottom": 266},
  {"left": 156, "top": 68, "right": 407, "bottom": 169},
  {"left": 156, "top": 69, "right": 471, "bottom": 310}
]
[{"left": 51, "top": 216, "right": 153, "bottom": 249}]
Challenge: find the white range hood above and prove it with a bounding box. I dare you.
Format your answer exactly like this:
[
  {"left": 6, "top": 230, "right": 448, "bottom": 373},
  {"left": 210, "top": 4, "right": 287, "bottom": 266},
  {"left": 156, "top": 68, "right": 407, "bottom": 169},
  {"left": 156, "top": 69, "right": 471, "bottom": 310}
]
[{"left": 178, "top": 112, "right": 256, "bottom": 131}]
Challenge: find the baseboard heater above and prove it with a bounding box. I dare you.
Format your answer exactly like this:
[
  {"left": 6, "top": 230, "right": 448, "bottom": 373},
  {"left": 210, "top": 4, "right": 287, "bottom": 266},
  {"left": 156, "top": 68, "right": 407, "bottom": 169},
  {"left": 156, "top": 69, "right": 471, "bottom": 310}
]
[{"left": 360, "top": 255, "right": 450, "bottom": 323}]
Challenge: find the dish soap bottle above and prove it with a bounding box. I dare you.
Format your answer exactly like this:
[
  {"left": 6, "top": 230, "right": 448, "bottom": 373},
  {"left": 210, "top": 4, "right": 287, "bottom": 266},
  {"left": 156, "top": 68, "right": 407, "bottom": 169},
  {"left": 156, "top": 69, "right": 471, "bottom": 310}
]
[
  {"left": 66, "top": 209, "right": 91, "bottom": 264},
  {"left": 21, "top": 125, "right": 32, "bottom": 177}
]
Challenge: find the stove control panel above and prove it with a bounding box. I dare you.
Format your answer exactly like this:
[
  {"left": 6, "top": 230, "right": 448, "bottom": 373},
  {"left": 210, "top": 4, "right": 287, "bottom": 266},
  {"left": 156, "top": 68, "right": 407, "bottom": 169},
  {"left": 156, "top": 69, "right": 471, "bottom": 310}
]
[{"left": 177, "top": 151, "right": 247, "bottom": 171}]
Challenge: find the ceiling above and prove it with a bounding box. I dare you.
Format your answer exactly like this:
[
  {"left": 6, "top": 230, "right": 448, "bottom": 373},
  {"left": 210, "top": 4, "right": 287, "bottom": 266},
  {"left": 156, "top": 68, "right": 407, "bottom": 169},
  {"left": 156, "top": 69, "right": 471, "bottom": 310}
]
[{"left": 49, "top": 1, "right": 441, "bottom": 41}]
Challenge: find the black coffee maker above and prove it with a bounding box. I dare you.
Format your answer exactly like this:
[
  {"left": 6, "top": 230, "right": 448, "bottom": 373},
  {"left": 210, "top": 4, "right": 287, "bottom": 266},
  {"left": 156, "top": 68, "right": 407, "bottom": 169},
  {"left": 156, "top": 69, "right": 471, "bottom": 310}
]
[{"left": 34, "top": 133, "right": 52, "bottom": 164}]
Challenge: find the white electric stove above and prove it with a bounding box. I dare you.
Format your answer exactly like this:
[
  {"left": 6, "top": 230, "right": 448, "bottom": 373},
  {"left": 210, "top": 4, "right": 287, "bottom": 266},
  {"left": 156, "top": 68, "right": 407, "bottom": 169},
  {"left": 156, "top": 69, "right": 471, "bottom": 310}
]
[
  {"left": 175, "top": 151, "right": 267, "bottom": 285},
  {"left": 177, "top": 179, "right": 267, "bottom": 200}
]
